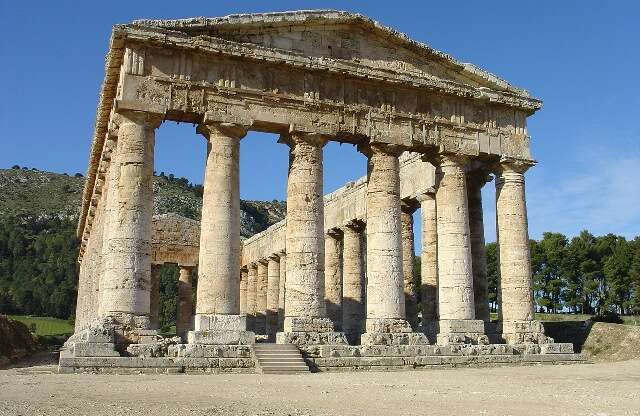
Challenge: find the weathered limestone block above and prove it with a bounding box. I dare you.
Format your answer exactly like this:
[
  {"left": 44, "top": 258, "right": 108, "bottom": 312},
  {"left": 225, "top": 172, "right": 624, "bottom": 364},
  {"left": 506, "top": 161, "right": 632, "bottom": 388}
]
[
  {"left": 266, "top": 256, "right": 280, "bottom": 341},
  {"left": 187, "top": 330, "right": 255, "bottom": 345},
  {"left": 255, "top": 260, "right": 268, "bottom": 335},
  {"left": 360, "top": 332, "right": 430, "bottom": 346},
  {"left": 72, "top": 342, "right": 119, "bottom": 357},
  {"left": 467, "top": 173, "right": 491, "bottom": 322},
  {"left": 194, "top": 122, "right": 247, "bottom": 336},
  {"left": 400, "top": 204, "right": 418, "bottom": 329},
  {"left": 342, "top": 221, "right": 365, "bottom": 344},
  {"left": 277, "top": 331, "right": 348, "bottom": 346},
  {"left": 176, "top": 266, "right": 194, "bottom": 340},
  {"left": 100, "top": 110, "right": 162, "bottom": 333},
  {"left": 539, "top": 343, "right": 574, "bottom": 354},
  {"left": 168, "top": 344, "right": 252, "bottom": 358},
  {"left": 126, "top": 336, "right": 181, "bottom": 358},
  {"left": 324, "top": 230, "right": 343, "bottom": 330}
]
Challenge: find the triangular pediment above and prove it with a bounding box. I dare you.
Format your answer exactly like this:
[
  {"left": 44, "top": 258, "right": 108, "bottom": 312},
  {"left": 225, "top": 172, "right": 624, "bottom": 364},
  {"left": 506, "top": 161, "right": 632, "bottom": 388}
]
[{"left": 129, "top": 10, "right": 532, "bottom": 98}]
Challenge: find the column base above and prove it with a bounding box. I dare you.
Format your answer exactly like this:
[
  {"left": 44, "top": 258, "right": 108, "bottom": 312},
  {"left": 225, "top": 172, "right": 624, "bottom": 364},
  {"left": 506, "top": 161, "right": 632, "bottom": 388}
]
[
  {"left": 361, "top": 318, "right": 430, "bottom": 346},
  {"left": 188, "top": 314, "right": 255, "bottom": 345},
  {"left": 62, "top": 315, "right": 159, "bottom": 357},
  {"left": 436, "top": 319, "right": 489, "bottom": 345},
  {"left": 277, "top": 317, "right": 348, "bottom": 346},
  {"left": 499, "top": 320, "right": 553, "bottom": 345}
]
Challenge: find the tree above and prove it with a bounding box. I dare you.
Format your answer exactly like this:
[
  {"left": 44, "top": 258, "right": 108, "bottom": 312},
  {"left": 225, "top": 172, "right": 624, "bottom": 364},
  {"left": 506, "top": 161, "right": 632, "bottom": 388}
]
[{"left": 485, "top": 242, "right": 499, "bottom": 312}]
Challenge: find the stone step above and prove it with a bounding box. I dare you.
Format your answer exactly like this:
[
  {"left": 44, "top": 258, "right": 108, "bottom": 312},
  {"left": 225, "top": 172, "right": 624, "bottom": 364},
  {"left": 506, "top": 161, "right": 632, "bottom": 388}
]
[
  {"left": 258, "top": 358, "right": 306, "bottom": 364},
  {"left": 253, "top": 343, "right": 309, "bottom": 374}
]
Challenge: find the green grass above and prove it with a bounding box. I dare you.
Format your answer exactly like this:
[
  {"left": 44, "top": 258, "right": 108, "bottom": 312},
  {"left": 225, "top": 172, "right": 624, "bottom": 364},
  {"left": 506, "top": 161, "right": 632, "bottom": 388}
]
[
  {"left": 489, "top": 312, "right": 640, "bottom": 325},
  {"left": 8, "top": 315, "right": 74, "bottom": 348},
  {"left": 8, "top": 315, "right": 74, "bottom": 337}
]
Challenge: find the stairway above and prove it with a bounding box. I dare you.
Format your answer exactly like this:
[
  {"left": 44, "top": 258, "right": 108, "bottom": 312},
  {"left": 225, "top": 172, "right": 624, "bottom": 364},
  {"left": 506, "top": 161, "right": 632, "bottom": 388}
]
[{"left": 253, "top": 343, "right": 310, "bottom": 374}]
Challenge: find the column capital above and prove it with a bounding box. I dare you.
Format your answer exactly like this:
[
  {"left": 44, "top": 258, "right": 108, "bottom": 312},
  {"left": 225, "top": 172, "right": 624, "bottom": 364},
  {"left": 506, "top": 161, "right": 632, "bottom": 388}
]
[
  {"left": 400, "top": 198, "right": 420, "bottom": 214},
  {"left": 434, "top": 152, "right": 471, "bottom": 168},
  {"left": 415, "top": 188, "right": 436, "bottom": 203},
  {"left": 268, "top": 254, "right": 280, "bottom": 261},
  {"left": 196, "top": 122, "right": 248, "bottom": 140},
  {"left": 493, "top": 156, "right": 536, "bottom": 175},
  {"left": 279, "top": 131, "right": 327, "bottom": 148},
  {"left": 114, "top": 109, "right": 163, "bottom": 129},
  {"left": 466, "top": 171, "right": 494, "bottom": 189},
  {"left": 357, "top": 142, "right": 404, "bottom": 158},
  {"left": 326, "top": 228, "right": 344, "bottom": 239},
  {"left": 343, "top": 219, "right": 365, "bottom": 232}
]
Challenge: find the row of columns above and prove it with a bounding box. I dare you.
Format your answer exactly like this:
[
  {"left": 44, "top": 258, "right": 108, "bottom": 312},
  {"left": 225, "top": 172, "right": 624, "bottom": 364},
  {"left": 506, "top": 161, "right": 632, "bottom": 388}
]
[{"left": 96, "top": 109, "right": 537, "bottom": 346}]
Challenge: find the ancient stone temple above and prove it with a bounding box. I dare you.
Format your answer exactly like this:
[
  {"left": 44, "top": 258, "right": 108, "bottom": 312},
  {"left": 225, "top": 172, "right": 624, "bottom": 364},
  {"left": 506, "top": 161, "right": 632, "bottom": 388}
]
[{"left": 60, "top": 10, "right": 582, "bottom": 373}]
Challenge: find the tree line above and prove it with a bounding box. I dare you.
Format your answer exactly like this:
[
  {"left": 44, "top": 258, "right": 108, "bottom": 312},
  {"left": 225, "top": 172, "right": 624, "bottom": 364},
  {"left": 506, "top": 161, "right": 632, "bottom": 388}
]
[
  {"left": 0, "top": 215, "right": 638, "bottom": 322},
  {"left": 484, "top": 231, "right": 640, "bottom": 315}
]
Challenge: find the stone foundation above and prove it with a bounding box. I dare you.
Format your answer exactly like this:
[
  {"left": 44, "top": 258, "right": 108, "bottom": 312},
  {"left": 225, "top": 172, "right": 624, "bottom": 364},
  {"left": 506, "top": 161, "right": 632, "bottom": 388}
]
[{"left": 59, "top": 340, "right": 582, "bottom": 374}]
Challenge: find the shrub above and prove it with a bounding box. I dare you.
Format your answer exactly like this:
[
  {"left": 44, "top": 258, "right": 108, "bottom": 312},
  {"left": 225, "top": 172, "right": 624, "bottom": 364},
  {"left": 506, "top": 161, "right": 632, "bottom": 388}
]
[{"left": 590, "top": 311, "right": 624, "bottom": 324}]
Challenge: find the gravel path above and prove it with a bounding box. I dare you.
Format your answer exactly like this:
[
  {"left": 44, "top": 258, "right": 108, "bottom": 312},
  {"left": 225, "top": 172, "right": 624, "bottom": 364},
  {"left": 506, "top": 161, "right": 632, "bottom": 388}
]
[{"left": 1, "top": 357, "right": 638, "bottom": 416}]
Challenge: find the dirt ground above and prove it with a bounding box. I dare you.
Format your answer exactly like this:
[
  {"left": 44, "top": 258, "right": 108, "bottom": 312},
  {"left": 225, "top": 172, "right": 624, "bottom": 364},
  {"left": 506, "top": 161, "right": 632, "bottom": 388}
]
[{"left": 0, "top": 354, "right": 638, "bottom": 416}]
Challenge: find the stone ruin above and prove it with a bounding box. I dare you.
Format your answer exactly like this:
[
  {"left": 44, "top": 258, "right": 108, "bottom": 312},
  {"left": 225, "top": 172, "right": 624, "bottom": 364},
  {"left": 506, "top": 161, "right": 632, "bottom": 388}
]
[{"left": 61, "top": 10, "right": 582, "bottom": 373}]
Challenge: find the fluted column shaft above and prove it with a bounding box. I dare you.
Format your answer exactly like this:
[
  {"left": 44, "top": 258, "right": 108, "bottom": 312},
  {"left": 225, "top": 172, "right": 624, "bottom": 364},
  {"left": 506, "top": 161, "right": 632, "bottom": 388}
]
[
  {"left": 239, "top": 269, "right": 248, "bottom": 315},
  {"left": 418, "top": 193, "right": 438, "bottom": 323},
  {"left": 468, "top": 174, "right": 491, "bottom": 322},
  {"left": 435, "top": 155, "right": 475, "bottom": 320},
  {"left": 342, "top": 222, "right": 365, "bottom": 344},
  {"left": 495, "top": 162, "right": 535, "bottom": 322},
  {"left": 100, "top": 110, "right": 161, "bottom": 328},
  {"left": 283, "top": 134, "right": 329, "bottom": 331},
  {"left": 325, "top": 230, "right": 343, "bottom": 330},
  {"left": 149, "top": 264, "right": 161, "bottom": 330},
  {"left": 401, "top": 205, "right": 418, "bottom": 328},
  {"left": 266, "top": 256, "right": 280, "bottom": 340},
  {"left": 246, "top": 264, "right": 258, "bottom": 331},
  {"left": 256, "top": 260, "right": 268, "bottom": 335},
  {"left": 176, "top": 266, "right": 193, "bottom": 340},
  {"left": 364, "top": 145, "right": 405, "bottom": 327},
  {"left": 194, "top": 123, "right": 247, "bottom": 331},
  {"left": 277, "top": 253, "right": 286, "bottom": 331}
]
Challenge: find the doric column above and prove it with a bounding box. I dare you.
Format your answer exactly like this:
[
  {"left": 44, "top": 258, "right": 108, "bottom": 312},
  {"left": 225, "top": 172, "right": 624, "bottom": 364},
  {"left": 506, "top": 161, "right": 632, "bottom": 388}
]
[
  {"left": 255, "top": 260, "right": 268, "bottom": 335},
  {"left": 100, "top": 110, "right": 162, "bottom": 335},
  {"left": 360, "top": 144, "right": 427, "bottom": 345},
  {"left": 401, "top": 201, "right": 419, "bottom": 329},
  {"left": 239, "top": 268, "right": 248, "bottom": 315},
  {"left": 342, "top": 221, "right": 366, "bottom": 344},
  {"left": 149, "top": 264, "right": 161, "bottom": 330},
  {"left": 417, "top": 192, "right": 438, "bottom": 328},
  {"left": 246, "top": 263, "right": 258, "bottom": 331},
  {"left": 324, "top": 229, "right": 343, "bottom": 330},
  {"left": 193, "top": 122, "right": 249, "bottom": 339},
  {"left": 495, "top": 158, "right": 547, "bottom": 344},
  {"left": 434, "top": 154, "right": 487, "bottom": 345},
  {"left": 277, "top": 252, "right": 286, "bottom": 332},
  {"left": 280, "top": 133, "right": 345, "bottom": 345},
  {"left": 176, "top": 266, "right": 193, "bottom": 341},
  {"left": 266, "top": 255, "right": 280, "bottom": 341},
  {"left": 467, "top": 172, "right": 492, "bottom": 323}
]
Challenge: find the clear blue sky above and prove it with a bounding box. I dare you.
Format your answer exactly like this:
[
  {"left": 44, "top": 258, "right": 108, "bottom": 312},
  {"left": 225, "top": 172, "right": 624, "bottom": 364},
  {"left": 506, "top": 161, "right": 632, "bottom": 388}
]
[{"left": 1, "top": 1, "right": 639, "bottom": 243}]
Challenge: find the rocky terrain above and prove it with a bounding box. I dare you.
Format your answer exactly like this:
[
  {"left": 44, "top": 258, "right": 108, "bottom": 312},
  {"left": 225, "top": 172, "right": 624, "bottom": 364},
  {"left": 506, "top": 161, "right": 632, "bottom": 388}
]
[
  {"left": 0, "top": 167, "right": 286, "bottom": 238},
  {"left": 0, "top": 315, "right": 36, "bottom": 368}
]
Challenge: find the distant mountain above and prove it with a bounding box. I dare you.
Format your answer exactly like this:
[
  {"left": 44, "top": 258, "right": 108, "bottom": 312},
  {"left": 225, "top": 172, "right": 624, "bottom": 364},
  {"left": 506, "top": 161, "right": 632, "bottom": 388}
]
[{"left": 0, "top": 167, "right": 286, "bottom": 238}]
